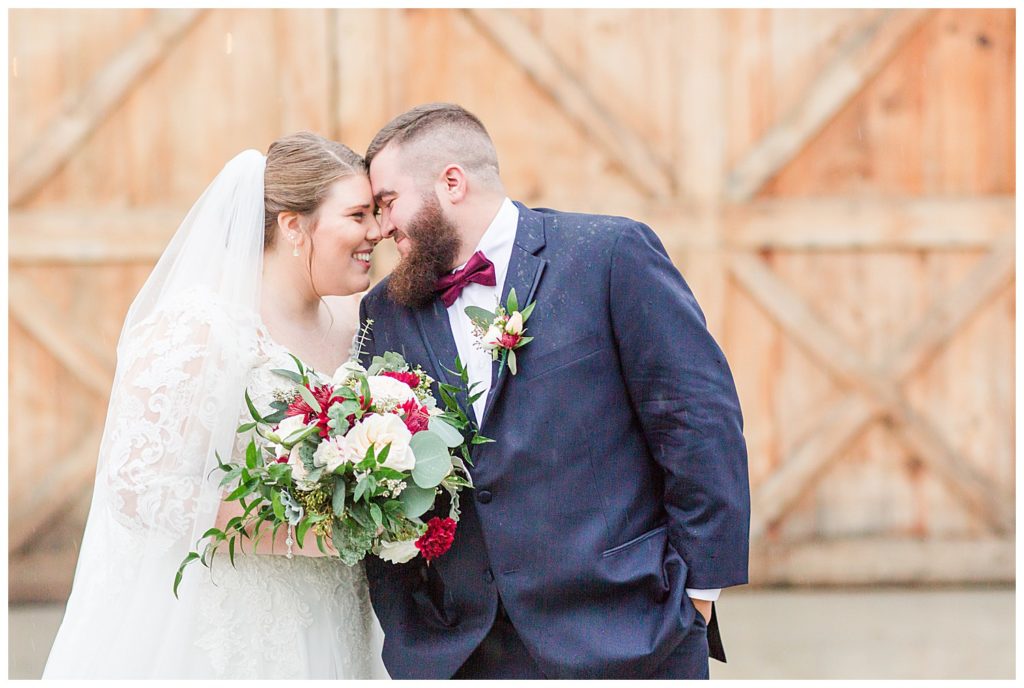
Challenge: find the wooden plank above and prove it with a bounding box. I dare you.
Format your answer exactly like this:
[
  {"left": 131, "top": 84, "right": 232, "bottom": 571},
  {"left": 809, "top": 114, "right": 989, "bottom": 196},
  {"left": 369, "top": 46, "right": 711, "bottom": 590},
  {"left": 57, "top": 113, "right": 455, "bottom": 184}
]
[
  {"left": 886, "top": 232, "right": 1015, "bottom": 380},
  {"left": 725, "top": 9, "right": 932, "bottom": 202},
  {"left": 10, "top": 9, "right": 205, "bottom": 206},
  {"left": 733, "top": 252, "right": 1013, "bottom": 534},
  {"left": 8, "top": 276, "right": 115, "bottom": 395},
  {"left": 462, "top": 8, "right": 674, "bottom": 198},
  {"left": 9, "top": 431, "right": 101, "bottom": 554},
  {"left": 726, "top": 196, "right": 1014, "bottom": 250},
  {"left": 751, "top": 236, "right": 1015, "bottom": 541},
  {"left": 751, "top": 536, "right": 1014, "bottom": 586},
  {"left": 750, "top": 396, "right": 881, "bottom": 541},
  {"left": 9, "top": 208, "right": 180, "bottom": 264}
]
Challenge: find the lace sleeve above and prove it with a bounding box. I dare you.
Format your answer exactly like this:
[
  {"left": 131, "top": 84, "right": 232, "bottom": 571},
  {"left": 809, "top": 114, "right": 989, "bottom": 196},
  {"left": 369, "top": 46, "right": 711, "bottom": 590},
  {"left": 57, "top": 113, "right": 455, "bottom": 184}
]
[{"left": 98, "top": 292, "right": 258, "bottom": 551}]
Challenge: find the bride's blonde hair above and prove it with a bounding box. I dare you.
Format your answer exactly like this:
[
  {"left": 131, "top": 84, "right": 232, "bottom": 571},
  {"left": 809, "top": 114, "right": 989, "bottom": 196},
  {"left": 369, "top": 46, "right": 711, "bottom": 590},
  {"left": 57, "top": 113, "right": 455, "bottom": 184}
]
[
  {"left": 263, "top": 132, "right": 365, "bottom": 332},
  {"left": 263, "top": 131, "right": 365, "bottom": 248}
]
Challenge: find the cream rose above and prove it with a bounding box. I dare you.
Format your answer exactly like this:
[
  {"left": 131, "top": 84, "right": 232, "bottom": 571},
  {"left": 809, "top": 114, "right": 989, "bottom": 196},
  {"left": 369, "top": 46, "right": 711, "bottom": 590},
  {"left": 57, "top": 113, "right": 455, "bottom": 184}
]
[
  {"left": 482, "top": 324, "right": 503, "bottom": 349},
  {"left": 286, "top": 444, "right": 315, "bottom": 489},
  {"left": 377, "top": 538, "right": 420, "bottom": 564},
  {"left": 332, "top": 359, "right": 366, "bottom": 386},
  {"left": 275, "top": 414, "right": 309, "bottom": 443},
  {"left": 505, "top": 311, "right": 524, "bottom": 335},
  {"left": 345, "top": 412, "right": 415, "bottom": 472},
  {"left": 366, "top": 375, "right": 417, "bottom": 406},
  {"left": 312, "top": 435, "right": 350, "bottom": 472}
]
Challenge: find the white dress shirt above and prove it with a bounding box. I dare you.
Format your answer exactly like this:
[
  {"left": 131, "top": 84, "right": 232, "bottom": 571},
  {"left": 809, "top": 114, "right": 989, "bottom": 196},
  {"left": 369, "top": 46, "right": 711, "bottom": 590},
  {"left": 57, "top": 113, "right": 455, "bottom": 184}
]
[{"left": 443, "top": 197, "right": 720, "bottom": 603}]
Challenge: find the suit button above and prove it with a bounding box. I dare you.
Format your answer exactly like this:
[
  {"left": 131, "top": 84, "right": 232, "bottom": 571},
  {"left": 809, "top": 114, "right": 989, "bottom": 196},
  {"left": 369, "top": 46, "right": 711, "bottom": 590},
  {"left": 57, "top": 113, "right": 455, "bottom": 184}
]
[
  {"left": 484, "top": 569, "right": 494, "bottom": 583},
  {"left": 477, "top": 490, "right": 492, "bottom": 504}
]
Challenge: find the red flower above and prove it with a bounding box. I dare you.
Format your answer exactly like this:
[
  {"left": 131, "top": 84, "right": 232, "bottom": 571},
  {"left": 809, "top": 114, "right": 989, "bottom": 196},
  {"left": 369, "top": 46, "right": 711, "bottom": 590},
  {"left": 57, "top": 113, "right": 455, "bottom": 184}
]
[
  {"left": 499, "top": 332, "right": 521, "bottom": 349},
  {"left": 415, "top": 517, "right": 457, "bottom": 562},
  {"left": 381, "top": 370, "right": 421, "bottom": 389},
  {"left": 399, "top": 398, "right": 430, "bottom": 435},
  {"left": 286, "top": 383, "right": 336, "bottom": 438}
]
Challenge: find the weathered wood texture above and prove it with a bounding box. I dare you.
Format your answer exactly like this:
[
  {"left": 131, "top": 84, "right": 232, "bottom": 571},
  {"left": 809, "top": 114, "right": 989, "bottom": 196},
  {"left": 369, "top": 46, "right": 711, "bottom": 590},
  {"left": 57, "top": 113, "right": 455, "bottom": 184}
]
[{"left": 8, "top": 8, "right": 1014, "bottom": 601}]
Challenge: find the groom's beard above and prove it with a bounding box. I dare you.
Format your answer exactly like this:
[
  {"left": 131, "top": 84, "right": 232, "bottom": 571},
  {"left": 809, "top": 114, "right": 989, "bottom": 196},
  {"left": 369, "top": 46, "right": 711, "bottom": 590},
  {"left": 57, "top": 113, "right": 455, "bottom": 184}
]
[{"left": 387, "top": 194, "right": 462, "bottom": 309}]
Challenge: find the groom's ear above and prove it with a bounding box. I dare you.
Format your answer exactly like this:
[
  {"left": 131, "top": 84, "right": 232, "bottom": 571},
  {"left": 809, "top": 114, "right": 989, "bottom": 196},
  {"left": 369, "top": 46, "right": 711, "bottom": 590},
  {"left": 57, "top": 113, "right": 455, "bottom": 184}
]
[{"left": 438, "top": 164, "right": 468, "bottom": 204}]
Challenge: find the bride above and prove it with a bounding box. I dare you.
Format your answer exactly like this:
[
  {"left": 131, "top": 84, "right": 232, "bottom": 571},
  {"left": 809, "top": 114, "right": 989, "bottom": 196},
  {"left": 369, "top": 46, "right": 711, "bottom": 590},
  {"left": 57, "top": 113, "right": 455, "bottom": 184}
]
[{"left": 43, "top": 133, "right": 390, "bottom": 679}]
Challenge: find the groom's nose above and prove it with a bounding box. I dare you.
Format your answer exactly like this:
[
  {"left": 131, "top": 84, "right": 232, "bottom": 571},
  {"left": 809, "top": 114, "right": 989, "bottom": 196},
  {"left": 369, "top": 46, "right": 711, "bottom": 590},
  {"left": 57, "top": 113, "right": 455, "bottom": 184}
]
[
  {"left": 364, "top": 213, "right": 383, "bottom": 244},
  {"left": 378, "top": 212, "right": 398, "bottom": 240}
]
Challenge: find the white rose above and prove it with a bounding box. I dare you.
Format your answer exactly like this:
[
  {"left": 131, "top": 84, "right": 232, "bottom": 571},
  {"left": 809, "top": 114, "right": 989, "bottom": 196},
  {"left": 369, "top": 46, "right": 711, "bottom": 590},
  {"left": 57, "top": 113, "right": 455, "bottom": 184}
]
[
  {"left": 286, "top": 444, "right": 313, "bottom": 487},
  {"left": 332, "top": 359, "right": 366, "bottom": 386},
  {"left": 378, "top": 538, "right": 420, "bottom": 564},
  {"left": 313, "top": 436, "right": 350, "bottom": 472},
  {"left": 366, "top": 375, "right": 417, "bottom": 406},
  {"left": 275, "top": 414, "right": 309, "bottom": 443},
  {"left": 482, "top": 324, "right": 503, "bottom": 349},
  {"left": 346, "top": 412, "right": 415, "bottom": 472},
  {"left": 505, "top": 311, "right": 524, "bottom": 335}
]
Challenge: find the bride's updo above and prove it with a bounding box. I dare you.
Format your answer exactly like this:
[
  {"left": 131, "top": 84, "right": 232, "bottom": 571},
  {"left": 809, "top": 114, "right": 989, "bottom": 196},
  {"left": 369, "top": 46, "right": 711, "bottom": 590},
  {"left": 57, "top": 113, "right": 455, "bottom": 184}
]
[{"left": 263, "top": 131, "right": 365, "bottom": 248}]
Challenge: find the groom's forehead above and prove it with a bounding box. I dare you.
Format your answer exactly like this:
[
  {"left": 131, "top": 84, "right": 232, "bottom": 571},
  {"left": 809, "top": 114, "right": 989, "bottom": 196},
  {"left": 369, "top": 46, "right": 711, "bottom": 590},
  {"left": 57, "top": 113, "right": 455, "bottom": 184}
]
[{"left": 369, "top": 145, "right": 404, "bottom": 189}]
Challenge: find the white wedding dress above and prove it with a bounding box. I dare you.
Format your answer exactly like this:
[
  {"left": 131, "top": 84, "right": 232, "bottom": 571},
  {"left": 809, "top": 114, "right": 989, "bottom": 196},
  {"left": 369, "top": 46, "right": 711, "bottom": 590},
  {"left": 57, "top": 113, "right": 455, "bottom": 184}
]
[
  {"left": 190, "top": 325, "right": 388, "bottom": 679},
  {"left": 43, "top": 150, "right": 389, "bottom": 679}
]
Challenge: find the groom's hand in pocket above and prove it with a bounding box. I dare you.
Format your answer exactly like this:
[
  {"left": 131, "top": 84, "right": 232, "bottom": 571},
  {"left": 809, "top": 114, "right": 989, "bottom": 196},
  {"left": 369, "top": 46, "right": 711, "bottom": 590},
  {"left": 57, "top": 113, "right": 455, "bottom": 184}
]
[{"left": 691, "top": 598, "right": 712, "bottom": 625}]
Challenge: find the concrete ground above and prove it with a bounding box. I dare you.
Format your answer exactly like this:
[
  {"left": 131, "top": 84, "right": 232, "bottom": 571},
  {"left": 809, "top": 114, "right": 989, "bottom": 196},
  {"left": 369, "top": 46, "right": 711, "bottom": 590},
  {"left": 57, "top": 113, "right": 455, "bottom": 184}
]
[{"left": 9, "top": 586, "right": 1014, "bottom": 679}]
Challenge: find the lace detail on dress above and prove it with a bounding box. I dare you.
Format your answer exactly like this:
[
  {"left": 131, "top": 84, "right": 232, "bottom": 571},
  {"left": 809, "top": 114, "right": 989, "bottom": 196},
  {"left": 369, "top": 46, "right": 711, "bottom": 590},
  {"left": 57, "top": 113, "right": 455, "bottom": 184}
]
[
  {"left": 193, "top": 326, "right": 385, "bottom": 679},
  {"left": 100, "top": 288, "right": 261, "bottom": 553}
]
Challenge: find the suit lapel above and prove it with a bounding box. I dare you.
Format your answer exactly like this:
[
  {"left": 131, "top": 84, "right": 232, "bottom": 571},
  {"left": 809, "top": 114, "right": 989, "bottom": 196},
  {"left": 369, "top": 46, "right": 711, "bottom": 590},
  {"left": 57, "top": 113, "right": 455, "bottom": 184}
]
[
  {"left": 413, "top": 298, "right": 479, "bottom": 427},
  {"left": 480, "top": 203, "right": 547, "bottom": 429}
]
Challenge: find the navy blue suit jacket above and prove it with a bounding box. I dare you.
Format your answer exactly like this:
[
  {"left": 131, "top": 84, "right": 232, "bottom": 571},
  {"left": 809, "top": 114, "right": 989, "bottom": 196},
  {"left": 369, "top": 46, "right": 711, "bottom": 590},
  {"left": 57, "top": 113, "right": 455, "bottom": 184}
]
[{"left": 358, "top": 202, "right": 750, "bottom": 679}]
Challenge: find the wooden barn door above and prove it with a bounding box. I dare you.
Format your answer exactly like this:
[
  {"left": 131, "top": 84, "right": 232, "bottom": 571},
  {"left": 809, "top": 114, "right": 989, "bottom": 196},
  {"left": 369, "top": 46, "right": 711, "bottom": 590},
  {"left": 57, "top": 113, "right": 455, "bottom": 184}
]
[{"left": 8, "top": 8, "right": 1014, "bottom": 601}]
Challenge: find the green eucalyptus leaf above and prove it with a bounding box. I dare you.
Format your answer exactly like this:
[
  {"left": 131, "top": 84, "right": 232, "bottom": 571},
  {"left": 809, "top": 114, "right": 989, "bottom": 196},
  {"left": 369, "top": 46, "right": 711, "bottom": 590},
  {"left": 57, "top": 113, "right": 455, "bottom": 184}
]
[
  {"left": 398, "top": 482, "right": 436, "bottom": 519},
  {"left": 428, "top": 417, "right": 464, "bottom": 448},
  {"left": 410, "top": 431, "right": 452, "bottom": 488}
]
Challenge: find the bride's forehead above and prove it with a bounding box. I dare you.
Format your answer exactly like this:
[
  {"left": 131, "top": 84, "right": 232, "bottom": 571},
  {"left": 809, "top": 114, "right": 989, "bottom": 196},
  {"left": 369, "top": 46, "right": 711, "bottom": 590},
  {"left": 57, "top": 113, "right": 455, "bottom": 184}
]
[{"left": 319, "top": 175, "right": 372, "bottom": 207}]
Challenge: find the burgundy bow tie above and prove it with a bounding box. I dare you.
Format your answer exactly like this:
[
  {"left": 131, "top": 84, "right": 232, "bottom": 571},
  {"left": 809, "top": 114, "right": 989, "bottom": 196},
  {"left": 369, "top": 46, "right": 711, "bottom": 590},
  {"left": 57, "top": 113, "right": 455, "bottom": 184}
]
[{"left": 435, "top": 251, "right": 496, "bottom": 307}]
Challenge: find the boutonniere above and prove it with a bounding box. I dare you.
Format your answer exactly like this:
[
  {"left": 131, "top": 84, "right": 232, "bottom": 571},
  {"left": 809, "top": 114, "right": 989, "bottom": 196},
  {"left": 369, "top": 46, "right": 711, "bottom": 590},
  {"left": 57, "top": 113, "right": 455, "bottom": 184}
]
[{"left": 465, "top": 288, "right": 536, "bottom": 375}]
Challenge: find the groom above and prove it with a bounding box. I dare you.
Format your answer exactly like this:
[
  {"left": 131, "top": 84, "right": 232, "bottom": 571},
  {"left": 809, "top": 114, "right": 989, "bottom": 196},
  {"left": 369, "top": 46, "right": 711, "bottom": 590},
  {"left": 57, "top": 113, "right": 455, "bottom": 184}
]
[{"left": 358, "top": 103, "right": 750, "bottom": 679}]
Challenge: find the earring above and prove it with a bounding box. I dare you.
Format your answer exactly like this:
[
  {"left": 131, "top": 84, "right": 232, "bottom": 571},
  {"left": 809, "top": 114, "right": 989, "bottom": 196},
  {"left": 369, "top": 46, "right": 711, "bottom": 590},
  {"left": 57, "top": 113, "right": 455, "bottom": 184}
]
[{"left": 292, "top": 243, "right": 300, "bottom": 257}]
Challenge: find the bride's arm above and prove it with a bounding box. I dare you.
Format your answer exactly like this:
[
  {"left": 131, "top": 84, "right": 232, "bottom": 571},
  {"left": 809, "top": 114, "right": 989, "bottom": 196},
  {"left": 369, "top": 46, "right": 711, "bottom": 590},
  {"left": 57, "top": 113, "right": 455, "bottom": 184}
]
[{"left": 214, "top": 499, "right": 338, "bottom": 558}]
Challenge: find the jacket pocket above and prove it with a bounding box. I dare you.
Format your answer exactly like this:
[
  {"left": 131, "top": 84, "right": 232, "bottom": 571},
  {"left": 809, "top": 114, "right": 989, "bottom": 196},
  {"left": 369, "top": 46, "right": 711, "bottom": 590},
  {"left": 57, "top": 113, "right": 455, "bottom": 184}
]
[
  {"left": 602, "top": 523, "right": 668, "bottom": 558},
  {"left": 520, "top": 332, "right": 605, "bottom": 382},
  {"left": 411, "top": 566, "right": 457, "bottom": 628}
]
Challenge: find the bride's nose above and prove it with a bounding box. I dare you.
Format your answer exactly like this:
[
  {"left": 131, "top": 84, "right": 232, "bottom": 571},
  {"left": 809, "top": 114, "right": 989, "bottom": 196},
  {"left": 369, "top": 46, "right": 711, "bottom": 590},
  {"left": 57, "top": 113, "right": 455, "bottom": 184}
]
[{"left": 364, "top": 213, "right": 383, "bottom": 245}]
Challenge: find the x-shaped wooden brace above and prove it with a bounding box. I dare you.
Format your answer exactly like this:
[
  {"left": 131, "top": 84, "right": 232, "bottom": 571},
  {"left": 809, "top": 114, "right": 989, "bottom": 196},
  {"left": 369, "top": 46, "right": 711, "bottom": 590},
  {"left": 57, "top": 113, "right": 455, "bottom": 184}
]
[{"left": 733, "top": 232, "right": 1015, "bottom": 541}]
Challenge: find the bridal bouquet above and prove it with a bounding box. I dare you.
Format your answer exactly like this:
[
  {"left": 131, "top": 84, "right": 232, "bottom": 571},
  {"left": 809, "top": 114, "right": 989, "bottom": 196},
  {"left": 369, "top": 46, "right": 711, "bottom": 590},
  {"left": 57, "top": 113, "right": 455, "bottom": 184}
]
[{"left": 175, "top": 342, "right": 486, "bottom": 597}]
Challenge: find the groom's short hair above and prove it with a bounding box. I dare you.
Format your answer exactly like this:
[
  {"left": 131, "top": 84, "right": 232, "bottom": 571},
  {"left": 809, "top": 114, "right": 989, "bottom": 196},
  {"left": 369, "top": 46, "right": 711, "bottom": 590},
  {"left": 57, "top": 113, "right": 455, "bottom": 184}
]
[{"left": 366, "top": 103, "right": 502, "bottom": 190}]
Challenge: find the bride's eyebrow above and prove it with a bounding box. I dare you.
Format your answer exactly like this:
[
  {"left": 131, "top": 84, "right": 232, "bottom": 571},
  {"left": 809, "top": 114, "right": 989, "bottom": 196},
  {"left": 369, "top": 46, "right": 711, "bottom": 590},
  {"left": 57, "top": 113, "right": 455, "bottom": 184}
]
[{"left": 346, "top": 204, "right": 372, "bottom": 211}]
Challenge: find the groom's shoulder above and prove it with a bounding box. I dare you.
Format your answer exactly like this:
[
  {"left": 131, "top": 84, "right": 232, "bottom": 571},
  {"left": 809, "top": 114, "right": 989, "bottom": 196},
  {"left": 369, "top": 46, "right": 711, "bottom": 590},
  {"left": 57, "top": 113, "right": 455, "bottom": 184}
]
[
  {"left": 361, "top": 277, "right": 392, "bottom": 314},
  {"left": 525, "top": 203, "right": 643, "bottom": 234},
  {"left": 523, "top": 204, "right": 652, "bottom": 252}
]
